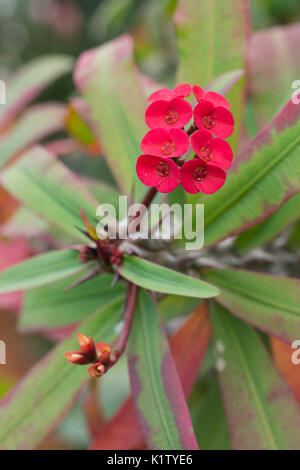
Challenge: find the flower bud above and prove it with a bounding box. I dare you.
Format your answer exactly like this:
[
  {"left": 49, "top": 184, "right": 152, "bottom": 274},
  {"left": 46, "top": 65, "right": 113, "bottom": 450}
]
[
  {"left": 96, "top": 342, "right": 111, "bottom": 365},
  {"left": 88, "top": 362, "right": 106, "bottom": 378},
  {"left": 77, "top": 334, "right": 96, "bottom": 361},
  {"left": 64, "top": 351, "right": 89, "bottom": 365}
]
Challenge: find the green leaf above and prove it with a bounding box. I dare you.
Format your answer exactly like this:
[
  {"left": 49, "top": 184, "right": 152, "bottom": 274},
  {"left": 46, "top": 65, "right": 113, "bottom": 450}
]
[
  {"left": 235, "top": 192, "right": 300, "bottom": 253},
  {"left": 20, "top": 273, "right": 125, "bottom": 329},
  {"left": 0, "top": 299, "right": 121, "bottom": 450},
  {"left": 249, "top": 24, "right": 300, "bottom": 128},
  {"left": 0, "top": 104, "right": 67, "bottom": 167},
  {"left": 118, "top": 255, "right": 219, "bottom": 299},
  {"left": 210, "top": 302, "right": 300, "bottom": 450},
  {"left": 158, "top": 294, "right": 200, "bottom": 322},
  {"left": 189, "top": 376, "right": 230, "bottom": 450},
  {"left": 128, "top": 289, "right": 198, "bottom": 450},
  {"left": 0, "top": 55, "right": 73, "bottom": 128},
  {"left": 0, "top": 250, "right": 92, "bottom": 294},
  {"left": 75, "top": 35, "right": 147, "bottom": 198},
  {"left": 175, "top": 0, "right": 250, "bottom": 151},
  {"left": 201, "top": 99, "right": 300, "bottom": 247},
  {"left": 1, "top": 146, "right": 98, "bottom": 241},
  {"left": 203, "top": 268, "right": 300, "bottom": 344}
]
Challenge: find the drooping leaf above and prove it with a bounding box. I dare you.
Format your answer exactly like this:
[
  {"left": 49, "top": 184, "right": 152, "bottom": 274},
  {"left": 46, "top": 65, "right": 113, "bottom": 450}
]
[
  {"left": 201, "top": 99, "right": 300, "bottom": 246},
  {"left": 203, "top": 268, "right": 300, "bottom": 343},
  {"left": 0, "top": 299, "right": 121, "bottom": 450},
  {"left": 0, "top": 250, "right": 92, "bottom": 294},
  {"left": 0, "top": 104, "right": 67, "bottom": 167},
  {"left": 189, "top": 376, "right": 230, "bottom": 450},
  {"left": 235, "top": 192, "right": 300, "bottom": 253},
  {"left": 128, "top": 290, "right": 199, "bottom": 450},
  {"left": 118, "top": 255, "right": 219, "bottom": 299},
  {"left": 210, "top": 302, "right": 300, "bottom": 450},
  {"left": 74, "top": 35, "right": 147, "bottom": 198},
  {"left": 90, "top": 303, "right": 210, "bottom": 450},
  {"left": 0, "top": 55, "right": 73, "bottom": 129},
  {"left": 175, "top": 0, "right": 250, "bottom": 151},
  {"left": 20, "top": 273, "right": 125, "bottom": 329},
  {"left": 1, "top": 146, "right": 98, "bottom": 241}
]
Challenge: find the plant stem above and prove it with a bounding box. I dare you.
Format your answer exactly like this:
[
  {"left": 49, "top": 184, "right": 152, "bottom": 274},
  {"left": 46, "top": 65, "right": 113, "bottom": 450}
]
[
  {"left": 112, "top": 282, "right": 138, "bottom": 362},
  {"left": 142, "top": 187, "right": 157, "bottom": 208}
]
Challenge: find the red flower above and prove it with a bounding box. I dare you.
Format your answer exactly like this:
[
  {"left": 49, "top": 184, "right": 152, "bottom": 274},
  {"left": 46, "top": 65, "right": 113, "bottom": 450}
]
[
  {"left": 193, "top": 85, "right": 232, "bottom": 108},
  {"left": 193, "top": 100, "right": 234, "bottom": 138},
  {"left": 64, "top": 351, "right": 90, "bottom": 365},
  {"left": 191, "top": 130, "right": 233, "bottom": 169},
  {"left": 145, "top": 98, "right": 192, "bottom": 129},
  {"left": 77, "top": 334, "right": 96, "bottom": 361},
  {"left": 141, "top": 128, "right": 190, "bottom": 159},
  {"left": 147, "top": 83, "right": 192, "bottom": 102},
  {"left": 136, "top": 155, "right": 180, "bottom": 193},
  {"left": 88, "top": 362, "right": 107, "bottom": 378},
  {"left": 181, "top": 159, "right": 226, "bottom": 194},
  {"left": 96, "top": 342, "right": 111, "bottom": 366}
]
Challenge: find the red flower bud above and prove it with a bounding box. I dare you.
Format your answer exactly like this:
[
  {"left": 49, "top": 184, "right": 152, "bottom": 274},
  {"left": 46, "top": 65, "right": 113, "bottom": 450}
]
[
  {"left": 88, "top": 362, "right": 106, "bottom": 378},
  {"left": 64, "top": 351, "right": 90, "bottom": 365},
  {"left": 96, "top": 342, "right": 111, "bottom": 365},
  {"left": 77, "top": 334, "right": 96, "bottom": 361}
]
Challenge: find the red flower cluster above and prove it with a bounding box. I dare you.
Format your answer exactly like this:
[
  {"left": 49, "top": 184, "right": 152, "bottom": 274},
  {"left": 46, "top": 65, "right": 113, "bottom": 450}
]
[
  {"left": 64, "top": 334, "right": 112, "bottom": 378},
  {"left": 136, "top": 84, "right": 234, "bottom": 194}
]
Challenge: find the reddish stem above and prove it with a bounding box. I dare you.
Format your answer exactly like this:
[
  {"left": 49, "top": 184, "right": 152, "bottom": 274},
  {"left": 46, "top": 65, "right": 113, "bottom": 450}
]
[
  {"left": 142, "top": 187, "right": 157, "bottom": 208},
  {"left": 112, "top": 283, "right": 138, "bottom": 362}
]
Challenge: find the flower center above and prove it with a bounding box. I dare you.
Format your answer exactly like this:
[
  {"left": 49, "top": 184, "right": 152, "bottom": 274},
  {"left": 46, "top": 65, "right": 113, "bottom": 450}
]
[
  {"left": 164, "top": 110, "right": 178, "bottom": 125},
  {"left": 193, "top": 166, "right": 207, "bottom": 181},
  {"left": 200, "top": 146, "right": 212, "bottom": 161},
  {"left": 161, "top": 141, "right": 176, "bottom": 156},
  {"left": 157, "top": 161, "right": 170, "bottom": 177},
  {"left": 202, "top": 114, "right": 215, "bottom": 130}
]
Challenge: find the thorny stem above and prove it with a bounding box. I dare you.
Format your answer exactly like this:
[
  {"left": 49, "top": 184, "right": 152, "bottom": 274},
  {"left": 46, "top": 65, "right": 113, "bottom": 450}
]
[{"left": 111, "top": 282, "right": 138, "bottom": 364}]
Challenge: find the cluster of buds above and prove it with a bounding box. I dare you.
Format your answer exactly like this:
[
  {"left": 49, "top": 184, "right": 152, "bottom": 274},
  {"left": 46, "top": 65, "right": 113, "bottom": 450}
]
[
  {"left": 136, "top": 84, "right": 235, "bottom": 194},
  {"left": 64, "top": 334, "right": 112, "bottom": 378}
]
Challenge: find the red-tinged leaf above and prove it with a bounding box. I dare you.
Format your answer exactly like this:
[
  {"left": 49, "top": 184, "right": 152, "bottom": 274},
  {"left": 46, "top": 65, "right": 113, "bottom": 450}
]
[
  {"left": 65, "top": 98, "right": 101, "bottom": 155},
  {"left": 203, "top": 268, "right": 300, "bottom": 343},
  {"left": 175, "top": 0, "right": 250, "bottom": 151},
  {"left": 0, "top": 186, "right": 19, "bottom": 224},
  {"left": 201, "top": 99, "right": 300, "bottom": 246},
  {"left": 74, "top": 35, "right": 147, "bottom": 198},
  {"left": 0, "top": 55, "right": 73, "bottom": 130},
  {"left": 90, "top": 302, "right": 210, "bottom": 450},
  {"left": 271, "top": 337, "right": 300, "bottom": 404},
  {"left": 0, "top": 299, "right": 121, "bottom": 450},
  {"left": 0, "top": 237, "right": 31, "bottom": 312},
  {"left": 210, "top": 303, "right": 300, "bottom": 450},
  {"left": 249, "top": 23, "right": 300, "bottom": 129},
  {"left": 0, "top": 104, "right": 67, "bottom": 168}
]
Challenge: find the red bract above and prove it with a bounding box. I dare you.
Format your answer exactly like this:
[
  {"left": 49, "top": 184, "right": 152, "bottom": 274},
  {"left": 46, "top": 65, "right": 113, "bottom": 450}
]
[
  {"left": 145, "top": 98, "right": 193, "bottom": 129},
  {"left": 148, "top": 83, "right": 192, "bottom": 102},
  {"left": 193, "top": 85, "right": 232, "bottom": 108},
  {"left": 96, "top": 342, "right": 111, "bottom": 365},
  {"left": 181, "top": 159, "right": 226, "bottom": 194},
  {"left": 141, "top": 128, "right": 190, "bottom": 159},
  {"left": 194, "top": 100, "right": 234, "bottom": 138},
  {"left": 88, "top": 362, "right": 107, "bottom": 378},
  {"left": 191, "top": 130, "right": 233, "bottom": 169},
  {"left": 77, "top": 334, "right": 96, "bottom": 361},
  {"left": 136, "top": 154, "right": 180, "bottom": 193},
  {"left": 64, "top": 351, "right": 90, "bottom": 365}
]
